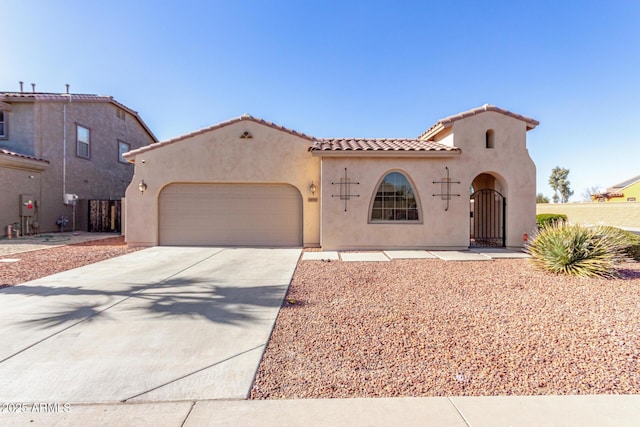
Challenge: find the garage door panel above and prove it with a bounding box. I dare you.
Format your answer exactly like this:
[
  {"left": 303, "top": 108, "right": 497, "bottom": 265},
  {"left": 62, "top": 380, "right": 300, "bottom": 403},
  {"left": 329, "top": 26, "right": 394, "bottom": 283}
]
[{"left": 159, "top": 184, "right": 302, "bottom": 246}]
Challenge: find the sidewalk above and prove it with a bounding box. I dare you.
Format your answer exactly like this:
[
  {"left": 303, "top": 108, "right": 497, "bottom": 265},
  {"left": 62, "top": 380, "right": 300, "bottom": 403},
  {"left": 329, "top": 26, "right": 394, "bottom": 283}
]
[{"left": 2, "top": 395, "right": 639, "bottom": 426}]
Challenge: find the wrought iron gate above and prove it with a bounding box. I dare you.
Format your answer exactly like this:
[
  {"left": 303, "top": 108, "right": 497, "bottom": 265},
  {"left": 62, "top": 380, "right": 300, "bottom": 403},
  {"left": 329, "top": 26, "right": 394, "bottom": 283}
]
[
  {"left": 470, "top": 189, "right": 505, "bottom": 247},
  {"left": 88, "top": 200, "right": 121, "bottom": 232}
]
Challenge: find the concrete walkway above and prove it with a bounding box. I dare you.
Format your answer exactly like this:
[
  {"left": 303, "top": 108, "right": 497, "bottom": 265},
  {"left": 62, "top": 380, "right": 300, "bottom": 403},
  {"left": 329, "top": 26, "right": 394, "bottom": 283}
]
[
  {"left": 0, "top": 247, "right": 301, "bottom": 404},
  {"left": 302, "top": 248, "right": 530, "bottom": 262}
]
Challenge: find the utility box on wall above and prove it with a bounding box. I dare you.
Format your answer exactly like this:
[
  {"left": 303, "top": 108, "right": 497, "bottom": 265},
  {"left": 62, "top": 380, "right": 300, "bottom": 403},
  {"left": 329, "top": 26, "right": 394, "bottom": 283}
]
[{"left": 20, "top": 194, "right": 35, "bottom": 217}]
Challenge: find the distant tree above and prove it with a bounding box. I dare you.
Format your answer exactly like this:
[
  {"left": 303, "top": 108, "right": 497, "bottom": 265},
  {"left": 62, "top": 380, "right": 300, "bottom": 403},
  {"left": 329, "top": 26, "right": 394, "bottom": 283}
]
[
  {"left": 549, "top": 166, "right": 574, "bottom": 203},
  {"left": 581, "top": 186, "right": 601, "bottom": 202},
  {"left": 536, "top": 193, "right": 550, "bottom": 203}
]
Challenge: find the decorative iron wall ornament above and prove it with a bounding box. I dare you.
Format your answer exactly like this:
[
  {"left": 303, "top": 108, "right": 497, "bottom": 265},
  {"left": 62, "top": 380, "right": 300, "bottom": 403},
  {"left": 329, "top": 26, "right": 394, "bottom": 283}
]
[
  {"left": 432, "top": 166, "right": 460, "bottom": 211},
  {"left": 331, "top": 167, "right": 360, "bottom": 212}
]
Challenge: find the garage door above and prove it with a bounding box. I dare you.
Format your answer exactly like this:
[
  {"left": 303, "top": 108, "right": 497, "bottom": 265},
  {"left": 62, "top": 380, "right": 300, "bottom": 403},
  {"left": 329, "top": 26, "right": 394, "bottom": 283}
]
[{"left": 159, "top": 183, "right": 302, "bottom": 246}]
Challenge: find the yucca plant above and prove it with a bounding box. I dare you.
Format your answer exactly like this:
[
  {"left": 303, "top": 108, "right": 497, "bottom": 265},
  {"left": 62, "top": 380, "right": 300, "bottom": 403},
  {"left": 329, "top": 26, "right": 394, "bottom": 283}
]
[
  {"left": 600, "top": 226, "right": 640, "bottom": 261},
  {"left": 526, "top": 223, "right": 628, "bottom": 278}
]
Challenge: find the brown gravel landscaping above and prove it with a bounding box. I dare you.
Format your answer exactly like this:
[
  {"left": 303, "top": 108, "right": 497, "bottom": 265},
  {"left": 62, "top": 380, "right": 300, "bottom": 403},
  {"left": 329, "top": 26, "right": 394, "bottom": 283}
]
[
  {"left": 251, "top": 257, "right": 640, "bottom": 399},
  {"left": 0, "top": 236, "right": 142, "bottom": 287}
]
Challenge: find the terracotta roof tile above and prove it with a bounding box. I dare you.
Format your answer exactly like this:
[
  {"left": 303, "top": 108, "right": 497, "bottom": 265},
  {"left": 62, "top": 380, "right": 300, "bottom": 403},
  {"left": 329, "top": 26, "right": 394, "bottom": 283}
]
[
  {"left": 311, "top": 138, "right": 459, "bottom": 152},
  {"left": 0, "top": 148, "right": 49, "bottom": 163},
  {"left": 419, "top": 104, "right": 539, "bottom": 140}
]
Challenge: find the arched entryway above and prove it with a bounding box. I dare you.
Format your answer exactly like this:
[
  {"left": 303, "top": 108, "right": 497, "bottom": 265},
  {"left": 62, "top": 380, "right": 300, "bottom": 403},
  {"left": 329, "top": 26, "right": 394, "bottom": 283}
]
[{"left": 470, "top": 173, "right": 506, "bottom": 247}]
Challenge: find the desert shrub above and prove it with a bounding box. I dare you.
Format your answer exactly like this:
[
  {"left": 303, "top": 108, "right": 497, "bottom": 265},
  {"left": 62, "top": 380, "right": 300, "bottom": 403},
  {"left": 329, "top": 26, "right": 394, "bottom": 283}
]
[
  {"left": 536, "top": 213, "right": 568, "bottom": 229},
  {"left": 526, "top": 223, "right": 629, "bottom": 278},
  {"left": 601, "top": 227, "right": 640, "bottom": 261}
]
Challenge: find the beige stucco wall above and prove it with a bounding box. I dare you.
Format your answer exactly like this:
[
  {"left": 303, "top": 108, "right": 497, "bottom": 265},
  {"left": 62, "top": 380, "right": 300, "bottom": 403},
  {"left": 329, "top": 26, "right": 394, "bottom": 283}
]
[
  {"left": 124, "top": 120, "right": 321, "bottom": 247},
  {"left": 319, "top": 156, "right": 469, "bottom": 249},
  {"left": 318, "top": 111, "right": 537, "bottom": 250},
  {"left": 537, "top": 203, "right": 640, "bottom": 229},
  {"left": 450, "top": 111, "right": 537, "bottom": 248}
]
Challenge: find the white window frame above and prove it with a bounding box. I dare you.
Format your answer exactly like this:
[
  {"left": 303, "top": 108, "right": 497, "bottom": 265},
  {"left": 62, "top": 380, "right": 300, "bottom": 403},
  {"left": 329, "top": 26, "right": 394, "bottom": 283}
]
[
  {"left": 369, "top": 171, "right": 422, "bottom": 223},
  {"left": 76, "top": 124, "right": 91, "bottom": 159},
  {"left": 118, "top": 140, "right": 130, "bottom": 164}
]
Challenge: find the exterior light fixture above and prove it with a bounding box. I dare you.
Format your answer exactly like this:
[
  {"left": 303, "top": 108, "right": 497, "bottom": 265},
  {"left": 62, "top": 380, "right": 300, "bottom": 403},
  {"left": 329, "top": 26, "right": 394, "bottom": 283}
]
[
  {"left": 138, "top": 180, "right": 147, "bottom": 193},
  {"left": 310, "top": 181, "right": 317, "bottom": 195}
]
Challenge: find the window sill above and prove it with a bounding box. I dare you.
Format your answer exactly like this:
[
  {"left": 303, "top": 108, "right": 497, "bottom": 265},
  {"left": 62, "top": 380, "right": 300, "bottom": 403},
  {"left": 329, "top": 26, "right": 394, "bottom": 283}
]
[{"left": 368, "top": 220, "right": 422, "bottom": 225}]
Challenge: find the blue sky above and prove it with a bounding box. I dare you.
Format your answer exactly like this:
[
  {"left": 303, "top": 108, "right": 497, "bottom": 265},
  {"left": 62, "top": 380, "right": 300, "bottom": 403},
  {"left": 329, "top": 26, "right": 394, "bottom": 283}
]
[{"left": 4, "top": 0, "right": 639, "bottom": 201}]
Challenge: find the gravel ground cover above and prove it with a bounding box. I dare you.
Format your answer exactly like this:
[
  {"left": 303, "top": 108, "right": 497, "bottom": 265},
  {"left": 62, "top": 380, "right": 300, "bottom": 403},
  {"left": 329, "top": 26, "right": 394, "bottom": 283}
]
[
  {"left": 0, "top": 236, "right": 142, "bottom": 288},
  {"left": 251, "top": 257, "right": 640, "bottom": 399}
]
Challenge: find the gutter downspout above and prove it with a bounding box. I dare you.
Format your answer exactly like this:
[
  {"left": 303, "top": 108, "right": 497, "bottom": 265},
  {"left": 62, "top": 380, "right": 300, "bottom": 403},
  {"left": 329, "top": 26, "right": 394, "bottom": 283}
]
[{"left": 62, "top": 87, "right": 71, "bottom": 199}]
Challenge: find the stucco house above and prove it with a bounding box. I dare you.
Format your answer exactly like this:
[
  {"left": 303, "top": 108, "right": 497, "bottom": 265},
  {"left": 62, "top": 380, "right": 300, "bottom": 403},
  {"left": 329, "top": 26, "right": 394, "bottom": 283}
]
[
  {"left": 123, "top": 105, "right": 538, "bottom": 250},
  {"left": 0, "top": 86, "right": 157, "bottom": 235}
]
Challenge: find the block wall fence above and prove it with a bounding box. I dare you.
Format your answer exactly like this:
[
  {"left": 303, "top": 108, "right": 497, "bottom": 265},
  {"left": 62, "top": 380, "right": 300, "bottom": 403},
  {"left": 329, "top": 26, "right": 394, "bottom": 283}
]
[{"left": 536, "top": 203, "right": 640, "bottom": 229}]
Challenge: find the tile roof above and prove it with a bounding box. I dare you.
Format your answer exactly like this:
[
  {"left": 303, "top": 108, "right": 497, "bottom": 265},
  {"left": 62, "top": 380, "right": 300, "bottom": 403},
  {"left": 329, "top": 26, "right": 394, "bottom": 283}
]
[
  {"left": 419, "top": 104, "right": 539, "bottom": 140},
  {"left": 311, "top": 138, "right": 459, "bottom": 153},
  {"left": 124, "top": 114, "right": 315, "bottom": 159},
  {"left": 0, "top": 92, "right": 158, "bottom": 142},
  {"left": 0, "top": 148, "right": 49, "bottom": 163}
]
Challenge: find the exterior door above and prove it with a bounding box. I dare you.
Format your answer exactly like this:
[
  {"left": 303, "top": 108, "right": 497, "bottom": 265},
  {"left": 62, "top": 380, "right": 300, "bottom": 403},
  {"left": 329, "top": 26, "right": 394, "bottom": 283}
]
[{"left": 470, "top": 189, "right": 505, "bottom": 247}]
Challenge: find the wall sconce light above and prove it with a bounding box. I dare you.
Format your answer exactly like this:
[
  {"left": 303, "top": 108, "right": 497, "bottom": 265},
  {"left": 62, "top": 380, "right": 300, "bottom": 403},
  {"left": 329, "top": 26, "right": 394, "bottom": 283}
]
[
  {"left": 309, "top": 181, "right": 317, "bottom": 195},
  {"left": 138, "top": 180, "right": 147, "bottom": 193}
]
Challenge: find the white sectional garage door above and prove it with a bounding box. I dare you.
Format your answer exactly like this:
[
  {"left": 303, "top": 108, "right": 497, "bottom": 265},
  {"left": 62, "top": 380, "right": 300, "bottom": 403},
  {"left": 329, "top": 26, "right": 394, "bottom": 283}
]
[{"left": 159, "top": 183, "right": 302, "bottom": 246}]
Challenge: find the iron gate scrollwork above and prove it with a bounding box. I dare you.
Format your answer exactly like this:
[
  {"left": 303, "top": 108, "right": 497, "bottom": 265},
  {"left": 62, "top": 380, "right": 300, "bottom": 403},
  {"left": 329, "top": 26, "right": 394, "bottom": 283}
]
[{"left": 470, "top": 189, "right": 505, "bottom": 247}]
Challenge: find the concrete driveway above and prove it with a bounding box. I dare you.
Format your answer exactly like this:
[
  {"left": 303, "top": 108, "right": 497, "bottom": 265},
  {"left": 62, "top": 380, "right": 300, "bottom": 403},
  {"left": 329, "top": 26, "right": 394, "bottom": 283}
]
[{"left": 0, "top": 246, "right": 301, "bottom": 403}]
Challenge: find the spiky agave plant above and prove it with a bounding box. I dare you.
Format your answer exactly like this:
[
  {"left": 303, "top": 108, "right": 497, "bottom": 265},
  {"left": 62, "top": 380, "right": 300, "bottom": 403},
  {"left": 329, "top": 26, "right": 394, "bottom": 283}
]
[{"left": 526, "top": 223, "right": 628, "bottom": 278}]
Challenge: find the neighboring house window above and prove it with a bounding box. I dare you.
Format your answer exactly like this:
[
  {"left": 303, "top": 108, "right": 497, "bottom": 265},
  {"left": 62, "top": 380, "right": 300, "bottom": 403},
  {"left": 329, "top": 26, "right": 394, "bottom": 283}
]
[
  {"left": 116, "top": 109, "right": 126, "bottom": 120},
  {"left": 628, "top": 197, "right": 636, "bottom": 202},
  {"left": 486, "top": 129, "right": 495, "bottom": 148},
  {"left": 370, "top": 172, "right": 420, "bottom": 222},
  {"left": 77, "top": 124, "right": 91, "bottom": 158},
  {"left": 118, "top": 140, "right": 130, "bottom": 163},
  {"left": 0, "top": 111, "right": 6, "bottom": 138}
]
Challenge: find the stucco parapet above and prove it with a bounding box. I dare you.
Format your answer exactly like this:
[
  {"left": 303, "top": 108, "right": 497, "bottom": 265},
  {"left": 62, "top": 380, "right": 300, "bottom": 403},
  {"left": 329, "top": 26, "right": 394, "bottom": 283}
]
[{"left": 418, "top": 104, "right": 539, "bottom": 140}]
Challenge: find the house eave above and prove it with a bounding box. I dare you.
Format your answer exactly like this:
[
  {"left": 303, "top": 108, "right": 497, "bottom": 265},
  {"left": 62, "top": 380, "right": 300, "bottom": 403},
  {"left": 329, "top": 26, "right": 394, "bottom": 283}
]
[{"left": 0, "top": 155, "right": 49, "bottom": 172}]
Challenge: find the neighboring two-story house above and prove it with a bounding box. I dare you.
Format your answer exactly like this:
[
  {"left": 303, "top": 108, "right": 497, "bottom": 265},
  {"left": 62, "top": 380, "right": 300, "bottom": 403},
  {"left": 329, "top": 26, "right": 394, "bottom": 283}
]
[{"left": 0, "top": 86, "right": 157, "bottom": 235}]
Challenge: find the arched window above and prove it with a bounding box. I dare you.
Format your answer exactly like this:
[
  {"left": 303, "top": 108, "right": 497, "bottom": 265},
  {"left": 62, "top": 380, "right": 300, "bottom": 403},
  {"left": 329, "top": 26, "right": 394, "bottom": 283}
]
[
  {"left": 370, "top": 172, "right": 420, "bottom": 222},
  {"left": 485, "top": 129, "right": 495, "bottom": 149}
]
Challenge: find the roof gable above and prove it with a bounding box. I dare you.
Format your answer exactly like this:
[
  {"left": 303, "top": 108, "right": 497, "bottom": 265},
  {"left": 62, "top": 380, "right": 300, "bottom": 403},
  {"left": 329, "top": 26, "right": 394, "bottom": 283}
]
[
  {"left": 123, "top": 114, "right": 315, "bottom": 160},
  {"left": 419, "top": 104, "right": 539, "bottom": 140}
]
